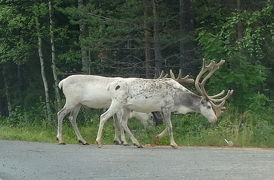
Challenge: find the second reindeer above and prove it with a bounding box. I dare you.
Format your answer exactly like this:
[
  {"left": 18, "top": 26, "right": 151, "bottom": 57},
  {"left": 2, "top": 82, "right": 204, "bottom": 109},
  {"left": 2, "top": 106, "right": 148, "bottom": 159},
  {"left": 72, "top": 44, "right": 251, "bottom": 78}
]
[{"left": 96, "top": 59, "right": 233, "bottom": 148}]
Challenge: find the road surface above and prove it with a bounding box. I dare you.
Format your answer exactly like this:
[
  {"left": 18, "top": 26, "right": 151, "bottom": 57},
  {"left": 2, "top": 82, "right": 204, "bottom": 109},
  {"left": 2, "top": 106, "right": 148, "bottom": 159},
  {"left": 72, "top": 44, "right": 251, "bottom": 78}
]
[{"left": 0, "top": 140, "right": 274, "bottom": 180}]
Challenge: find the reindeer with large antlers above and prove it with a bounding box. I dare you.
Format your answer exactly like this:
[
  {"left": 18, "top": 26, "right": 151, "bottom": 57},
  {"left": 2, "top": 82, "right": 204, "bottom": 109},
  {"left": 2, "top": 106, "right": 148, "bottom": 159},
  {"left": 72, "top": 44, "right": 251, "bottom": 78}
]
[{"left": 96, "top": 59, "right": 233, "bottom": 148}]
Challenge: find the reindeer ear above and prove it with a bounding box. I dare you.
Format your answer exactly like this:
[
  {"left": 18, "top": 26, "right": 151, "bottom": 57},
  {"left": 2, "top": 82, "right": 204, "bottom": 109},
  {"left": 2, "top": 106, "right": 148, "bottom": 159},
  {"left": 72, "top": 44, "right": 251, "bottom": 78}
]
[{"left": 200, "top": 97, "right": 206, "bottom": 105}]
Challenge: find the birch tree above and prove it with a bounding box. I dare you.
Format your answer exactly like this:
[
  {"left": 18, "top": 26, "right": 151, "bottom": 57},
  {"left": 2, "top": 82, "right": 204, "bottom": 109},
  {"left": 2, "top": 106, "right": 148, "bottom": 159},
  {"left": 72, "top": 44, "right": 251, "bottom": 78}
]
[{"left": 35, "top": 15, "right": 51, "bottom": 122}]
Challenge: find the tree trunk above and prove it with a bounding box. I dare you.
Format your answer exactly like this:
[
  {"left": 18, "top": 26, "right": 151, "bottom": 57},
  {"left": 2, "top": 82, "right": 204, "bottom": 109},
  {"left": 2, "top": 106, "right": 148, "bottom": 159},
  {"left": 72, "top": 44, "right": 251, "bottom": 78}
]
[
  {"left": 152, "top": 0, "right": 162, "bottom": 77},
  {"left": 236, "top": 0, "right": 243, "bottom": 39},
  {"left": 179, "top": 0, "right": 195, "bottom": 73},
  {"left": 2, "top": 70, "right": 12, "bottom": 117},
  {"left": 143, "top": 0, "right": 153, "bottom": 78},
  {"left": 78, "top": 0, "right": 89, "bottom": 74},
  {"left": 48, "top": 0, "right": 61, "bottom": 108},
  {"left": 35, "top": 17, "right": 51, "bottom": 122},
  {"left": 179, "top": 0, "right": 185, "bottom": 69}
]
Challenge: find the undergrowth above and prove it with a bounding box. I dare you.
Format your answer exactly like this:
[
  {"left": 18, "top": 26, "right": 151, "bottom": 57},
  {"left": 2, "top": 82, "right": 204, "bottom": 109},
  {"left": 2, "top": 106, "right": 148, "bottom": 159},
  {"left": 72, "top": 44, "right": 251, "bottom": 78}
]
[{"left": 0, "top": 106, "right": 274, "bottom": 148}]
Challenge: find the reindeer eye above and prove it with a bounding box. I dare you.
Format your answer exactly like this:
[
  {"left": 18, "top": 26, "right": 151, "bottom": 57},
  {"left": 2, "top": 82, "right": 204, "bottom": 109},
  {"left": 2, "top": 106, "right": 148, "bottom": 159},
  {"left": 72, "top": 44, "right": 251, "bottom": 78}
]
[
  {"left": 207, "top": 105, "right": 211, "bottom": 109},
  {"left": 115, "top": 85, "right": 120, "bottom": 90}
]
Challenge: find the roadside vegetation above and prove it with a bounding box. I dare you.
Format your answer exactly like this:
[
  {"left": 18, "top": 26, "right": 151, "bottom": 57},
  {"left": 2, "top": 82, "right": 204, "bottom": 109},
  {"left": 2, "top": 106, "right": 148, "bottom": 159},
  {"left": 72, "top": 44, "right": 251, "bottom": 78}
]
[{"left": 1, "top": 102, "right": 273, "bottom": 147}]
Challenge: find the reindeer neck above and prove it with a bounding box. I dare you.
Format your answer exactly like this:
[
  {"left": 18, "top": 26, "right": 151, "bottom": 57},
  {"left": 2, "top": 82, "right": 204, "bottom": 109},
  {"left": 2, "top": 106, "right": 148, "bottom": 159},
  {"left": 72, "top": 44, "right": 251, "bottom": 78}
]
[{"left": 174, "top": 90, "right": 202, "bottom": 113}]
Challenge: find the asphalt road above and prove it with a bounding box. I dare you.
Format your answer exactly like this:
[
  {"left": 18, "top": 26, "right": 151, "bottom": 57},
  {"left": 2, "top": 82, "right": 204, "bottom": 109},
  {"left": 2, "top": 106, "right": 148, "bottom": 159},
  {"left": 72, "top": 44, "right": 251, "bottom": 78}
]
[{"left": 0, "top": 140, "right": 274, "bottom": 180}]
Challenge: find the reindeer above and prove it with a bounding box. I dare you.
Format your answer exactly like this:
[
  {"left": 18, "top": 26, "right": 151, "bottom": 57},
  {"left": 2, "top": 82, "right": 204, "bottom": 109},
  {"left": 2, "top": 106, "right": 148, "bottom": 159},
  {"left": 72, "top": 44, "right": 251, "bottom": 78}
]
[
  {"left": 57, "top": 71, "right": 192, "bottom": 145},
  {"left": 95, "top": 59, "right": 233, "bottom": 148},
  {"left": 57, "top": 75, "right": 151, "bottom": 145}
]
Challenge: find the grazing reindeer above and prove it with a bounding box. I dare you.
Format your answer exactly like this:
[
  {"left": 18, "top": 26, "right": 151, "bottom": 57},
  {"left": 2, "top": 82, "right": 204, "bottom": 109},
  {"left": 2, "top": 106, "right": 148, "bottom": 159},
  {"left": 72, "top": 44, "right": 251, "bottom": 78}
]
[
  {"left": 57, "top": 71, "right": 191, "bottom": 145},
  {"left": 57, "top": 75, "right": 154, "bottom": 145},
  {"left": 96, "top": 59, "right": 233, "bottom": 148}
]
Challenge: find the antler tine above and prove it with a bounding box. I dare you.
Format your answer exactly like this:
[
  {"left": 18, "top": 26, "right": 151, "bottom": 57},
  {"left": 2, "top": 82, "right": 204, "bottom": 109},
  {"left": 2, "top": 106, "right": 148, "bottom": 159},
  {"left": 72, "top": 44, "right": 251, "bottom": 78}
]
[
  {"left": 195, "top": 59, "right": 209, "bottom": 97},
  {"left": 210, "top": 90, "right": 234, "bottom": 103},
  {"left": 196, "top": 59, "right": 226, "bottom": 98},
  {"left": 158, "top": 71, "right": 163, "bottom": 79},
  {"left": 170, "top": 69, "right": 194, "bottom": 83},
  {"left": 178, "top": 69, "right": 182, "bottom": 78},
  {"left": 209, "top": 90, "right": 225, "bottom": 99},
  {"left": 181, "top": 75, "right": 195, "bottom": 83},
  {"left": 169, "top": 69, "right": 176, "bottom": 79},
  {"left": 211, "top": 89, "right": 233, "bottom": 119},
  {"left": 200, "top": 60, "right": 225, "bottom": 88},
  {"left": 210, "top": 89, "right": 233, "bottom": 119},
  {"left": 158, "top": 70, "right": 168, "bottom": 79},
  {"left": 211, "top": 100, "right": 227, "bottom": 118}
]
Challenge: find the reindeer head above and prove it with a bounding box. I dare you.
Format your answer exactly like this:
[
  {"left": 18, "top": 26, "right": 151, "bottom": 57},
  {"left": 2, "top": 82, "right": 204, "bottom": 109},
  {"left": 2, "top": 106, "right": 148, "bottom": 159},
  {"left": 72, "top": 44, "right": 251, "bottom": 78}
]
[{"left": 195, "top": 59, "right": 234, "bottom": 123}]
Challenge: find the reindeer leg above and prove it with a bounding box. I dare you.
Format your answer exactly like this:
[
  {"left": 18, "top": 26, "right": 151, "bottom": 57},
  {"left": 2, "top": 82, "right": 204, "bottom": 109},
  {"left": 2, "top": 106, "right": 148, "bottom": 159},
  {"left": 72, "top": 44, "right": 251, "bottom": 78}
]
[
  {"left": 162, "top": 108, "right": 178, "bottom": 149},
  {"left": 152, "top": 127, "right": 168, "bottom": 145},
  {"left": 68, "top": 105, "right": 88, "bottom": 145},
  {"left": 113, "top": 114, "right": 122, "bottom": 145},
  {"left": 120, "top": 109, "right": 143, "bottom": 148},
  {"left": 96, "top": 101, "right": 121, "bottom": 148},
  {"left": 120, "top": 129, "right": 129, "bottom": 146},
  {"left": 117, "top": 111, "right": 129, "bottom": 146},
  {"left": 56, "top": 107, "right": 71, "bottom": 145}
]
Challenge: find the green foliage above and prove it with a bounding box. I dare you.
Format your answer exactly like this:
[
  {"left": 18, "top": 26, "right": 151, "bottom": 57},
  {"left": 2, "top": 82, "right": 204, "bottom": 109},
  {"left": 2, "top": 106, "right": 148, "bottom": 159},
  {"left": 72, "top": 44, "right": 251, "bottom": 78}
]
[
  {"left": 0, "top": 102, "right": 48, "bottom": 127},
  {"left": 0, "top": 3, "right": 33, "bottom": 65},
  {"left": 1, "top": 107, "right": 274, "bottom": 147},
  {"left": 248, "top": 93, "right": 270, "bottom": 112},
  {"left": 197, "top": 1, "right": 273, "bottom": 109}
]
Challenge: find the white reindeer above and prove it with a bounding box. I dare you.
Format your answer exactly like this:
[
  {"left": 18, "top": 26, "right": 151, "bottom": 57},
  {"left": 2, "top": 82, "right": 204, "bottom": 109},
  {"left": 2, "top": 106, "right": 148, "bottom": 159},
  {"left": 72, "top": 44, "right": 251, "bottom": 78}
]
[
  {"left": 95, "top": 60, "right": 233, "bottom": 148},
  {"left": 57, "top": 75, "right": 154, "bottom": 145},
  {"left": 57, "top": 69, "right": 193, "bottom": 145}
]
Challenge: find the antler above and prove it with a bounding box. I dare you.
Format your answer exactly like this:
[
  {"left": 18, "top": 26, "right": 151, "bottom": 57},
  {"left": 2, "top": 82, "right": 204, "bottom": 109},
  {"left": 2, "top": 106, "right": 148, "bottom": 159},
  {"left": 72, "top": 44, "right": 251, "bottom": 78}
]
[
  {"left": 195, "top": 59, "right": 234, "bottom": 118},
  {"left": 157, "top": 69, "right": 194, "bottom": 84},
  {"left": 157, "top": 70, "right": 168, "bottom": 79},
  {"left": 169, "top": 69, "right": 194, "bottom": 83}
]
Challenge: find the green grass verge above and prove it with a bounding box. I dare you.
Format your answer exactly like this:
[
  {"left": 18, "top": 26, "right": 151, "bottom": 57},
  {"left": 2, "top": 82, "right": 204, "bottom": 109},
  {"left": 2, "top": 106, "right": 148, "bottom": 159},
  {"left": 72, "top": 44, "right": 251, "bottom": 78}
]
[{"left": 1, "top": 109, "right": 274, "bottom": 148}]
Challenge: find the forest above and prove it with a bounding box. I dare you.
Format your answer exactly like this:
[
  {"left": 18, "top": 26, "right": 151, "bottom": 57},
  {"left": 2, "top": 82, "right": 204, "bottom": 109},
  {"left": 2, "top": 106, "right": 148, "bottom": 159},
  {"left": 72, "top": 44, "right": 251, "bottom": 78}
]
[{"left": 0, "top": 0, "right": 273, "bottom": 147}]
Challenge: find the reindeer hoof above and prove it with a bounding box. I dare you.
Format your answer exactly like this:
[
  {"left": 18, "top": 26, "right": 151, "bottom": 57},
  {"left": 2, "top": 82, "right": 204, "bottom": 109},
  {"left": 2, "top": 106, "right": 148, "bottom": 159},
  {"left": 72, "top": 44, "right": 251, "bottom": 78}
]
[
  {"left": 152, "top": 136, "right": 160, "bottom": 144},
  {"left": 58, "top": 142, "right": 66, "bottom": 145},
  {"left": 123, "top": 143, "right": 129, "bottom": 146},
  {"left": 113, "top": 140, "right": 121, "bottom": 145},
  {"left": 134, "top": 143, "right": 144, "bottom": 148},
  {"left": 96, "top": 141, "right": 103, "bottom": 148},
  {"left": 78, "top": 140, "right": 89, "bottom": 145},
  {"left": 171, "top": 144, "right": 179, "bottom": 149}
]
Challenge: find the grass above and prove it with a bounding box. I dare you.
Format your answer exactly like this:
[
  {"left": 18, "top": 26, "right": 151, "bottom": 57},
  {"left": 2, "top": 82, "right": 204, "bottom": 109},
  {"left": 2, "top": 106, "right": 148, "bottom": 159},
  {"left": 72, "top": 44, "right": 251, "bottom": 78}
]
[
  {"left": 1, "top": 108, "right": 274, "bottom": 148},
  {"left": 0, "top": 120, "right": 117, "bottom": 145}
]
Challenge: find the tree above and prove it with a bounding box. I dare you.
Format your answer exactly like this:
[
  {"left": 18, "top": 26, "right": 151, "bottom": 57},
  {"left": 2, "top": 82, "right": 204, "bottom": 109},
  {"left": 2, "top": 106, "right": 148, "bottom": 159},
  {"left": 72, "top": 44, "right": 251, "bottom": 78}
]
[
  {"left": 143, "top": 0, "right": 153, "bottom": 78},
  {"left": 179, "top": 0, "right": 196, "bottom": 73},
  {"left": 78, "top": 0, "right": 89, "bottom": 74},
  {"left": 2, "top": 69, "right": 12, "bottom": 116},
  {"left": 48, "top": 0, "right": 61, "bottom": 108},
  {"left": 35, "top": 15, "right": 51, "bottom": 122},
  {"left": 152, "top": 0, "right": 162, "bottom": 77}
]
